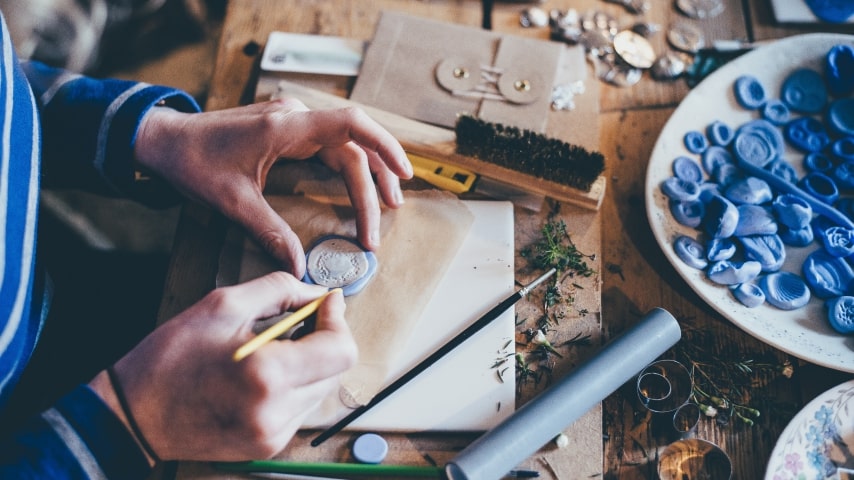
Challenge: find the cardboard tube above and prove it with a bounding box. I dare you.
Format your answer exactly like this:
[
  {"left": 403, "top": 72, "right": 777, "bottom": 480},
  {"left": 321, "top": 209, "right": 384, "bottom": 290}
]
[{"left": 445, "top": 308, "right": 682, "bottom": 480}]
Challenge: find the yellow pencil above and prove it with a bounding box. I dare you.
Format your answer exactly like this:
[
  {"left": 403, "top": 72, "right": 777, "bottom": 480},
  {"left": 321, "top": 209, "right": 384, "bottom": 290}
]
[{"left": 233, "top": 288, "right": 341, "bottom": 362}]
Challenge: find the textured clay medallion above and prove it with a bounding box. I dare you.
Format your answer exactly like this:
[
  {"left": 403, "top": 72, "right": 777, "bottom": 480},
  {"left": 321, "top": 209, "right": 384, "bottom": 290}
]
[{"left": 304, "top": 235, "right": 377, "bottom": 296}]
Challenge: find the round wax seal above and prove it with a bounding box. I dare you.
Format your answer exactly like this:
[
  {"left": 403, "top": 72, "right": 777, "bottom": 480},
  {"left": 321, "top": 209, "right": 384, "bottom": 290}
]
[
  {"left": 352, "top": 433, "right": 388, "bottom": 464},
  {"left": 304, "top": 235, "right": 377, "bottom": 296}
]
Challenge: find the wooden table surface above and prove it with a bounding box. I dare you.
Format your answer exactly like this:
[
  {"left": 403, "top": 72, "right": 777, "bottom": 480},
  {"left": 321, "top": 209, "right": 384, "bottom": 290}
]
[{"left": 155, "top": 1, "right": 854, "bottom": 479}]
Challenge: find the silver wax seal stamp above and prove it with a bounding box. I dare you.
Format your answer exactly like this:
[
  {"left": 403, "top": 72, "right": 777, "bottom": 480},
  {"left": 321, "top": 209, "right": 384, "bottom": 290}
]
[{"left": 304, "top": 235, "right": 377, "bottom": 296}]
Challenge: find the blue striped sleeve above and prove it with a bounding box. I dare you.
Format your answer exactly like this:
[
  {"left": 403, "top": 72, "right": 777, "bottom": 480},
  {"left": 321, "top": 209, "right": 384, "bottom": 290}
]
[{"left": 22, "top": 61, "right": 202, "bottom": 208}]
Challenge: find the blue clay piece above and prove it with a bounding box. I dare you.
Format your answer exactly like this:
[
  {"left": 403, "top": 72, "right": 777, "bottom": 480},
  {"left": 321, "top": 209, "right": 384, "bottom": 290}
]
[
  {"left": 739, "top": 234, "right": 786, "bottom": 272},
  {"left": 706, "top": 120, "right": 733, "bottom": 146},
  {"left": 734, "top": 205, "right": 778, "bottom": 237},
  {"left": 724, "top": 177, "right": 772, "bottom": 205},
  {"left": 670, "top": 199, "right": 704, "bottom": 228},
  {"left": 835, "top": 197, "right": 854, "bottom": 221},
  {"left": 803, "top": 249, "right": 854, "bottom": 299},
  {"left": 772, "top": 193, "right": 813, "bottom": 230},
  {"left": 831, "top": 137, "right": 854, "bottom": 163},
  {"left": 805, "top": 1, "right": 854, "bottom": 23},
  {"left": 761, "top": 99, "right": 790, "bottom": 125},
  {"left": 684, "top": 130, "right": 709, "bottom": 154},
  {"left": 798, "top": 171, "right": 839, "bottom": 205},
  {"left": 734, "top": 130, "right": 776, "bottom": 168},
  {"left": 707, "top": 260, "right": 762, "bottom": 285},
  {"left": 825, "top": 44, "right": 854, "bottom": 96},
  {"left": 698, "top": 182, "right": 723, "bottom": 199},
  {"left": 732, "top": 282, "right": 765, "bottom": 308},
  {"left": 832, "top": 161, "right": 854, "bottom": 189},
  {"left": 712, "top": 162, "right": 741, "bottom": 186},
  {"left": 737, "top": 119, "right": 786, "bottom": 157},
  {"left": 760, "top": 271, "right": 811, "bottom": 310},
  {"left": 702, "top": 194, "right": 739, "bottom": 239},
  {"left": 352, "top": 433, "right": 388, "bottom": 464},
  {"left": 819, "top": 226, "right": 854, "bottom": 258},
  {"left": 672, "top": 156, "right": 704, "bottom": 183},
  {"left": 661, "top": 177, "right": 701, "bottom": 201},
  {"left": 826, "top": 296, "right": 854, "bottom": 334},
  {"left": 804, "top": 152, "right": 834, "bottom": 173},
  {"left": 827, "top": 98, "right": 854, "bottom": 136},
  {"left": 780, "top": 225, "right": 814, "bottom": 247},
  {"left": 701, "top": 145, "right": 735, "bottom": 176},
  {"left": 303, "top": 235, "right": 378, "bottom": 296},
  {"left": 781, "top": 68, "right": 827, "bottom": 113},
  {"left": 706, "top": 237, "right": 736, "bottom": 261},
  {"left": 784, "top": 117, "right": 830, "bottom": 153},
  {"left": 733, "top": 75, "right": 766, "bottom": 109},
  {"left": 674, "top": 235, "right": 708, "bottom": 270},
  {"left": 767, "top": 159, "right": 799, "bottom": 184}
]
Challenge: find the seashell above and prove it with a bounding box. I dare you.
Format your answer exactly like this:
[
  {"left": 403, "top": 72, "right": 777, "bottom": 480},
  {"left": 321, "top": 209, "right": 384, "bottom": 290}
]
[
  {"left": 739, "top": 234, "right": 786, "bottom": 272},
  {"left": 802, "top": 249, "right": 854, "bottom": 299},
  {"left": 673, "top": 235, "right": 707, "bottom": 270},
  {"left": 760, "top": 271, "right": 811, "bottom": 310},
  {"left": 724, "top": 177, "right": 772, "bottom": 205},
  {"left": 706, "top": 237, "right": 736, "bottom": 262},
  {"left": 733, "top": 205, "right": 777, "bottom": 237},
  {"left": 707, "top": 260, "right": 761, "bottom": 285},
  {"left": 825, "top": 296, "right": 854, "bottom": 334},
  {"left": 731, "top": 282, "right": 765, "bottom": 308},
  {"left": 702, "top": 194, "right": 738, "bottom": 239},
  {"left": 772, "top": 193, "right": 812, "bottom": 230}
]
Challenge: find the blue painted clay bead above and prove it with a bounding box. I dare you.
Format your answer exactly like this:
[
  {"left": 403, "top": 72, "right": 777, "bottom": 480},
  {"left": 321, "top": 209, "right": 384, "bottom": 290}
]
[
  {"left": 760, "top": 271, "right": 811, "bottom": 310},
  {"left": 825, "top": 296, "right": 854, "bottom": 334},
  {"left": 802, "top": 249, "right": 854, "bottom": 299},
  {"left": 661, "top": 176, "right": 701, "bottom": 201},
  {"left": 670, "top": 199, "right": 704, "bottom": 228},
  {"left": 737, "top": 119, "right": 786, "bottom": 154},
  {"left": 784, "top": 117, "right": 830, "bottom": 153},
  {"left": 739, "top": 234, "right": 786, "bottom": 272},
  {"left": 712, "top": 162, "right": 741, "bottom": 186},
  {"left": 672, "top": 156, "right": 704, "bottom": 183},
  {"left": 706, "top": 237, "right": 736, "bottom": 261},
  {"left": 724, "top": 177, "right": 772, "bottom": 205},
  {"left": 734, "top": 130, "right": 776, "bottom": 168},
  {"left": 819, "top": 226, "right": 854, "bottom": 258},
  {"left": 832, "top": 161, "right": 854, "bottom": 189},
  {"left": 734, "top": 205, "right": 777, "bottom": 237},
  {"left": 780, "top": 225, "right": 814, "bottom": 247},
  {"left": 707, "top": 260, "right": 762, "bottom": 285},
  {"left": 733, "top": 75, "right": 766, "bottom": 109},
  {"left": 831, "top": 137, "right": 854, "bottom": 163},
  {"left": 701, "top": 145, "right": 734, "bottom": 176},
  {"left": 761, "top": 99, "right": 790, "bottom": 125},
  {"left": 684, "top": 130, "right": 709, "bottom": 154},
  {"left": 702, "top": 194, "right": 738, "bottom": 239},
  {"left": 825, "top": 44, "right": 854, "bottom": 97},
  {"left": 804, "top": 152, "right": 834, "bottom": 173},
  {"left": 772, "top": 193, "right": 813, "bottom": 230},
  {"left": 767, "top": 159, "right": 799, "bottom": 184},
  {"left": 827, "top": 98, "right": 854, "bottom": 136},
  {"left": 706, "top": 120, "right": 733, "bottom": 146},
  {"left": 732, "top": 282, "right": 765, "bottom": 308},
  {"left": 352, "top": 433, "right": 388, "bottom": 464},
  {"left": 781, "top": 68, "right": 827, "bottom": 114},
  {"left": 674, "top": 235, "right": 708, "bottom": 270},
  {"left": 798, "top": 172, "right": 839, "bottom": 205}
]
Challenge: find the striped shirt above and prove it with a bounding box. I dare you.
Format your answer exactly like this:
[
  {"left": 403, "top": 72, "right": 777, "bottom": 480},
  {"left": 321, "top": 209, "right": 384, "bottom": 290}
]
[{"left": 0, "top": 9, "right": 200, "bottom": 478}]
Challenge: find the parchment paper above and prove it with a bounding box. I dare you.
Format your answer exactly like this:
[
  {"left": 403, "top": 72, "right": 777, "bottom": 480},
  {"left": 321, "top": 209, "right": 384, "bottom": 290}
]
[{"left": 220, "top": 166, "right": 474, "bottom": 420}]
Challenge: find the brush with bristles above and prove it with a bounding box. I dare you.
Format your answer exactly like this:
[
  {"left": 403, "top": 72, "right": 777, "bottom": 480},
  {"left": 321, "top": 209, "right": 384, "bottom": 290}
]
[{"left": 273, "top": 80, "right": 607, "bottom": 210}]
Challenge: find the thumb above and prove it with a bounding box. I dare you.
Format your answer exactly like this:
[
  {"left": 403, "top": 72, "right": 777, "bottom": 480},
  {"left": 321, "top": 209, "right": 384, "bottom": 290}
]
[{"left": 236, "top": 197, "right": 307, "bottom": 278}]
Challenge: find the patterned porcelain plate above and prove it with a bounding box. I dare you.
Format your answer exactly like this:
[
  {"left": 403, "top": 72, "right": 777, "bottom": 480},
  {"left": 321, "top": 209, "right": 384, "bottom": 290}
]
[
  {"left": 765, "top": 379, "right": 854, "bottom": 479},
  {"left": 645, "top": 33, "right": 854, "bottom": 372}
]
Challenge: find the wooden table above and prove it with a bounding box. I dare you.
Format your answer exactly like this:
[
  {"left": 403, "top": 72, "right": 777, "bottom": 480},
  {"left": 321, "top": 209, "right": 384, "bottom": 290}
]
[{"left": 155, "top": 1, "right": 854, "bottom": 479}]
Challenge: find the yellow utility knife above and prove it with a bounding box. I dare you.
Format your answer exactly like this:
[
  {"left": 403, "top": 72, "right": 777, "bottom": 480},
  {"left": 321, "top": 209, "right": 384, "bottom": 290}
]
[{"left": 408, "top": 153, "right": 477, "bottom": 194}]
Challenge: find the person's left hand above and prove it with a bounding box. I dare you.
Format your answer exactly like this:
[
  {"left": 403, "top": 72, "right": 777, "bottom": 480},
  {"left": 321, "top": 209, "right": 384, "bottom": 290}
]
[{"left": 133, "top": 98, "right": 413, "bottom": 277}]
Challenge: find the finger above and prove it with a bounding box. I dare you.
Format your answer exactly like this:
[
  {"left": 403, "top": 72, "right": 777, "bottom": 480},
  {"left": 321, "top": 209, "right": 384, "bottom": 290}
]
[
  {"left": 366, "top": 148, "right": 406, "bottom": 209},
  {"left": 229, "top": 191, "right": 308, "bottom": 277},
  {"left": 318, "top": 144, "right": 382, "bottom": 250},
  {"left": 223, "top": 271, "right": 326, "bottom": 322}
]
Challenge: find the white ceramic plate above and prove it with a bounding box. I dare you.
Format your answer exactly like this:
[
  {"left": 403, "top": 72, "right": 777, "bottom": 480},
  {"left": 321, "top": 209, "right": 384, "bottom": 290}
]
[
  {"left": 645, "top": 33, "right": 854, "bottom": 373},
  {"left": 765, "top": 379, "right": 854, "bottom": 479}
]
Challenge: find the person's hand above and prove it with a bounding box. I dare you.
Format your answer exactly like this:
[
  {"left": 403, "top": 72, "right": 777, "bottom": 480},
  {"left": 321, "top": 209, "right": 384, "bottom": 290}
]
[
  {"left": 133, "top": 98, "right": 413, "bottom": 277},
  {"left": 89, "top": 272, "right": 357, "bottom": 462}
]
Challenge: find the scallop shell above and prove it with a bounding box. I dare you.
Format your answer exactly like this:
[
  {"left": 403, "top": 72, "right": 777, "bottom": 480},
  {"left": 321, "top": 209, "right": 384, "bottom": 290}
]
[{"left": 760, "top": 271, "right": 811, "bottom": 310}]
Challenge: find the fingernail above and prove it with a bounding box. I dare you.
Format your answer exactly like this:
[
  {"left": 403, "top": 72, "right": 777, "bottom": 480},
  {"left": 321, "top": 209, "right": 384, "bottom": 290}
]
[
  {"left": 370, "top": 229, "right": 381, "bottom": 246},
  {"left": 393, "top": 186, "right": 405, "bottom": 205}
]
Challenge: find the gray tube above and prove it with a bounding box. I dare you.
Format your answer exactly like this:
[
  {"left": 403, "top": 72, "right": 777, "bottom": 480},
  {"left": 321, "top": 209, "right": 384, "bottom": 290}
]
[{"left": 445, "top": 308, "right": 682, "bottom": 480}]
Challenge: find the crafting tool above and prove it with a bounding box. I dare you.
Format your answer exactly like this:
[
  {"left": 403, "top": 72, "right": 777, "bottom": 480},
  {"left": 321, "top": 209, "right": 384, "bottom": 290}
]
[
  {"left": 233, "top": 288, "right": 341, "bottom": 362},
  {"left": 213, "top": 461, "right": 442, "bottom": 478},
  {"left": 311, "top": 268, "right": 557, "bottom": 447},
  {"left": 444, "top": 308, "right": 681, "bottom": 480},
  {"left": 273, "top": 80, "right": 606, "bottom": 210}
]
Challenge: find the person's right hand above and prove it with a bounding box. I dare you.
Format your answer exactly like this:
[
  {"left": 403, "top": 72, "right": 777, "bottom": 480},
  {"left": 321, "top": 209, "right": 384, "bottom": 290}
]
[{"left": 89, "top": 271, "right": 357, "bottom": 463}]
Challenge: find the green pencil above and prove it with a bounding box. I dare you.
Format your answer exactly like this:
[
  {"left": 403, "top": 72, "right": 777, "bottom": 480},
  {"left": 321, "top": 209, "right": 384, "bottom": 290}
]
[{"left": 212, "top": 460, "right": 444, "bottom": 478}]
